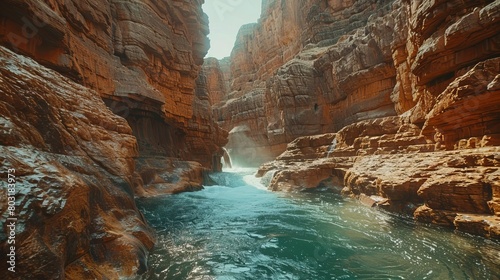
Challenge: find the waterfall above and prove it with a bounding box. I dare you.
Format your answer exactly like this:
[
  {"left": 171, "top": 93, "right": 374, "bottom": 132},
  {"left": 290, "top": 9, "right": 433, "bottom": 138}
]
[
  {"left": 326, "top": 138, "right": 337, "bottom": 158},
  {"left": 222, "top": 147, "right": 233, "bottom": 169},
  {"left": 259, "top": 170, "right": 277, "bottom": 189}
]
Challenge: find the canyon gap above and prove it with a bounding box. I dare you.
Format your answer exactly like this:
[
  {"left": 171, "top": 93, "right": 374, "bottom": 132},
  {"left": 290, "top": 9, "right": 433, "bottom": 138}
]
[{"left": 0, "top": 0, "right": 499, "bottom": 279}]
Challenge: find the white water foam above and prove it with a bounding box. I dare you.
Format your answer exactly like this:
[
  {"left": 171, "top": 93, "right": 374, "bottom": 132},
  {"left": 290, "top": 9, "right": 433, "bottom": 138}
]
[
  {"left": 326, "top": 137, "right": 337, "bottom": 158},
  {"left": 220, "top": 167, "right": 270, "bottom": 191},
  {"left": 243, "top": 173, "right": 269, "bottom": 191}
]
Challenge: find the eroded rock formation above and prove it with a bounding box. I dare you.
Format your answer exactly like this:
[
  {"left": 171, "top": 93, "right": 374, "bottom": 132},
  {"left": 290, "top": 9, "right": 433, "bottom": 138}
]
[
  {"left": 258, "top": 115, "right": 500, "bottom": 238},
  {"left": 0, "top": 46, "right": 154, "bottom": 279},
  {"left": 0, "top": 0, "right": 226, "bottom": 172},
  {"left": 210, "top": 0, "right": 500, "bottom": 238},
  {"left": 211, "top": 0, "right": 403, "bottom": 165},
  {"left": 212, "top": 0, "right": 499, "bottom": 161},
  {"left": 0, "top": 0, "right": 226, "bottom": 278},
  {"left": 201, "top": 57, "right": 231, "bottom": 106}
]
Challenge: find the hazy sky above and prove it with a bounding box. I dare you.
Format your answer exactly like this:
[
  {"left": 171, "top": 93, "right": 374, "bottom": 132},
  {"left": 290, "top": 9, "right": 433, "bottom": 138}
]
[{"left": 203, "top": 0, "right": 262, "bottom": 59}]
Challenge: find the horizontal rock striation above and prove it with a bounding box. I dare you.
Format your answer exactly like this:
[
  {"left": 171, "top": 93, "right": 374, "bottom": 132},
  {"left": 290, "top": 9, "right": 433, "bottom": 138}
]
[
  {"left": 212, "top": 0, "right": 499, "bottom": 164},
  {"left": 201, "top": 57, "right": 231, "bottom": 106},
  {"left": 258, "top": 115, "right": 500, "bottom": 238},
  {"left": 212, "top": 0, "right": 400, "bottom": 165},
  {"left": 0, "top": 46, "right": 155, "bottom": 279}
]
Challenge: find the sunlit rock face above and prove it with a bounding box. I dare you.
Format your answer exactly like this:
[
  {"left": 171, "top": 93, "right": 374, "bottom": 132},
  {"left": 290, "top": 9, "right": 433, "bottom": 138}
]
[
  {"left": 210, "top": 0, "right": 500, "bottom": 238},
  {"left": 211, "top": 0, "right": 499, "bottom": 165},
  {"left": 0, "top": 46, "right": 155, "bottom": 279},
  {"left": 211, "top": 0, "right": 399, "bottom": 165},
  {"left": 0, "top": 0, "right": 226, "bottom": 171},
  {"left": 258, "top": 115, "right": 500, "bottom": 239}
]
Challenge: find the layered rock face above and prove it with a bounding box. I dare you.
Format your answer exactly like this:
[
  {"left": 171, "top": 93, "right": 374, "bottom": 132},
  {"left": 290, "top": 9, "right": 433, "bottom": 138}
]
[
  {"left": 0, "top": 0, "right": 226, "bottom": 172},
  {"left": 212, "top": 0, "right": 403, "bottom": 165},
  {"left": 213, "top": 0, "right": 499, "bottom": 164},
  {"left": 0, "top": 46, "right": 154, "bottom": 279},
  {"left": 211, "top": 0, "right": 500, "bottom": 238},
  {"left": 0, "top": 0, "right": 225, "bottom": 278},
  {"left": 258, "top": 115, "right": 500, "bottom": 238},
  {"left": 201, "top": 57, "right": 231, "bottom": 105}
]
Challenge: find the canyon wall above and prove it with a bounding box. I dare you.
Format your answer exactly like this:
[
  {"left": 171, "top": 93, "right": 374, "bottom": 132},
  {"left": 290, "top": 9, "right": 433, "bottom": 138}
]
[
  {"left": 213, "top": 0, "right": 499, "bottom": 164},
  {"left": 0, "top": 46, "right": 155, "bottom": 279},
  {"left": 213, "top": 0, "right": 401, "bottom": 165},
  {"left": 0, "top": 0, "right": 226, "bottom": 171},
  {"left": 0, "top": 0, "right": 225, "bottom": 278},
  {"left": 212, "top": 0, "right": 500, "bottom": 238}
]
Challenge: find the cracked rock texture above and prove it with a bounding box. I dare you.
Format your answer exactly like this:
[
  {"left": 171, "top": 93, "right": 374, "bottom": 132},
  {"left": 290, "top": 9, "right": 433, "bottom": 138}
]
[
  {"left": 0, "top": 46, "right": 154, "bottom": 279},
  {"left": 210, "top": 0, "right": 499, "bottom": 166},
  {"left": 257, "top": 117, "right": 500, "bottom": 239}
]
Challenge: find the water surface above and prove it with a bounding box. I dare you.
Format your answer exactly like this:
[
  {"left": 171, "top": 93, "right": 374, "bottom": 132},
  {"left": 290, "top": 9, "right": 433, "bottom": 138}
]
[{"left": 138, "top": 168, "right": 500, "bottom": 280}]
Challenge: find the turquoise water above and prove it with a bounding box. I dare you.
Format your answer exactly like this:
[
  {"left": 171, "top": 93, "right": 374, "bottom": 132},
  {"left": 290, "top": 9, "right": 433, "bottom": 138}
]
[{"left": 138, "top": 169, "right": 500, "bottom": 280}]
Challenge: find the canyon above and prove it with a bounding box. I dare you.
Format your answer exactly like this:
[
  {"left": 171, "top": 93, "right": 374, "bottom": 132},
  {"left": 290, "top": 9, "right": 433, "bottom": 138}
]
[
  {"left": 208, "top": 0, "right": 500, "bottom": 239},
  {"left": 0, "top": 0, "right": 499, "bottom": 278}
]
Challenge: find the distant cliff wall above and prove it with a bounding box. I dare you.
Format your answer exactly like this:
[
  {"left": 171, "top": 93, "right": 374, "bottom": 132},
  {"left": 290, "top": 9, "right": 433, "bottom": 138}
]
[{"left": 210, "top": 0, "right": 499, "bottom": 167}]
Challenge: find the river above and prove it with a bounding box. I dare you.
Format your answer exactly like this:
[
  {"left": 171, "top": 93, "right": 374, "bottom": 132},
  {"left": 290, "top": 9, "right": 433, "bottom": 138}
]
[{"left": 137, "top": 168, "right": 500, "bottom": 280}]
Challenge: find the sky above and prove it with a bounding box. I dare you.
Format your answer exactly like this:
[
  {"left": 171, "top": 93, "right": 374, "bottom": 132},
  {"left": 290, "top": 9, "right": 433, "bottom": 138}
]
[{"left": 203, "top": 0, "right": 262, "bottom": 59}]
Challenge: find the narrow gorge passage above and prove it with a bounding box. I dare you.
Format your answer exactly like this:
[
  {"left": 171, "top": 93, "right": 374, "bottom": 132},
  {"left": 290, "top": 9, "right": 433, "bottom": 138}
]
[
  {"left": 138, "top": 169, "right": 500, "bottom": 280},
  {"left": 1, "top": 0, "right": 499, "bottom": 278}
]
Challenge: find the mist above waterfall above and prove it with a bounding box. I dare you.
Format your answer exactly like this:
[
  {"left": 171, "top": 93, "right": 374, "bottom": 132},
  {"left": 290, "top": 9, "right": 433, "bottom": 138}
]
[{"left": 225, "top": 125, "right": 273, "bottom": 167}]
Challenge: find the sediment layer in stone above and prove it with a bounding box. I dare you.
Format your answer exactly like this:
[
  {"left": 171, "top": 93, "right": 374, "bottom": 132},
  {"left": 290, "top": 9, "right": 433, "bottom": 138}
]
[{"left": 257, "top": 115, "right": 500, "bottom": 239}]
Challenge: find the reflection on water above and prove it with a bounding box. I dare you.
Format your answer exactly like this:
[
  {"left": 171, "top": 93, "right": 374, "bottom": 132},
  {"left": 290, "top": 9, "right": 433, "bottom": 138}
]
[{"left": 138, "top": 168, "right": 500, "bottom": 280}]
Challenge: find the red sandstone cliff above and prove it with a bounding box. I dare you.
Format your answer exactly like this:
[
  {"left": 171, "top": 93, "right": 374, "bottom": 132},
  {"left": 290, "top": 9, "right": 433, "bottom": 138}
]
[
  {"left": 0, "top": 46, "right": 155, "bottom": 278},
  {"left": 0, "top": 0, "right": 225, "bottom": 278},
  {"left": 211, "top": 0, "right": 500, "bottom": 238},
  {"left": 0, "top": 0, "right": 226, "bottom": 172},
  {"left": 212, "top": 0, "right": 404, "bottom": 165},
  {"left": 213, "top": 0, "right": 499, "bottom": 163},
  {"left": 201, "top": 57, "right": 231, "bottom": 106}
]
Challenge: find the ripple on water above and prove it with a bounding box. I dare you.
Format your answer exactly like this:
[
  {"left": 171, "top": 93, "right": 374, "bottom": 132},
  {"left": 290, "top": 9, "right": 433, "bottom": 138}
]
[{"left": 138, "top": 170, "right": 500, "bottom": 280}]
